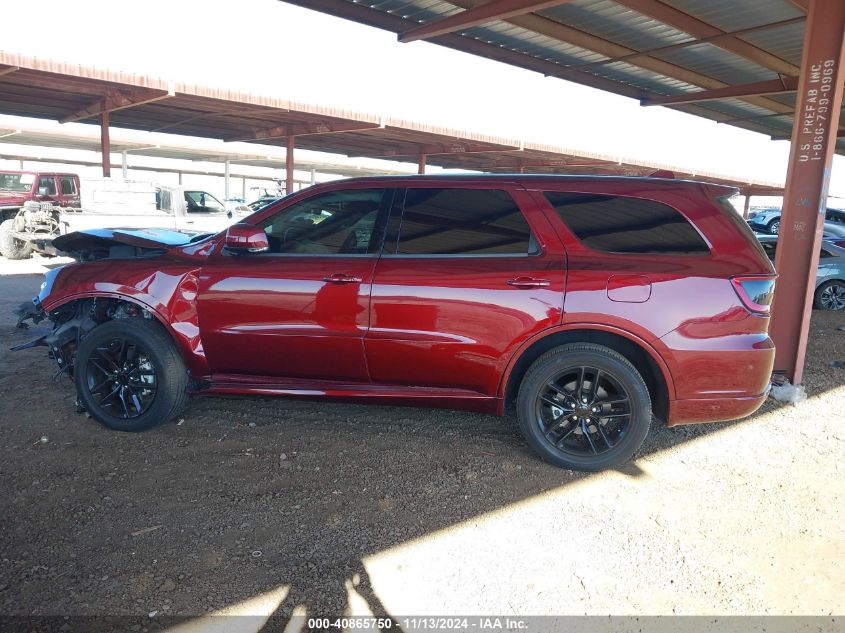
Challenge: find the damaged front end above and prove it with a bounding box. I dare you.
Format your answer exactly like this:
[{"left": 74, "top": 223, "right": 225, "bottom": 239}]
[{"left": 13, "top": 297, "right": 157, "bottom": 380}]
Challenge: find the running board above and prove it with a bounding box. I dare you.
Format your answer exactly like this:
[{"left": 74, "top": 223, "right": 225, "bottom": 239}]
[{"left": 197, "top": 374, "right": 498, "bottom": 414}]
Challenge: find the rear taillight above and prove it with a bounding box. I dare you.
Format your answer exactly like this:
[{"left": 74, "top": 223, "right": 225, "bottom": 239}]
[{"left": 732, "top": 276, "right": 776, "bottom": 314}]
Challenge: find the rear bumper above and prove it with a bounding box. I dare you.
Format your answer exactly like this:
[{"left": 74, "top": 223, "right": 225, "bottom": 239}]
[{"left": 667, "top": 385, "right": 770, "bottom": 426}]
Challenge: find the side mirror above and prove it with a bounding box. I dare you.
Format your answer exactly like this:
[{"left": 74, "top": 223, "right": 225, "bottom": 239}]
[{"left": 224, "top": 223, "right": 269, "bottom": 254}]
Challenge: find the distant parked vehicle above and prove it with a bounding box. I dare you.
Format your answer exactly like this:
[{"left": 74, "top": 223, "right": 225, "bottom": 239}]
[
  {"left": 748, "top": 207, "right": 845, "bottom": 235},
  {"left": 0, "top": 171, "right": 81, "bottom": 222},
  {"left": 757, "top": 234, "right": 845, "bottom": 310},
  {"left": 246, "top": 196, "right": 280, "bottom": 212}
]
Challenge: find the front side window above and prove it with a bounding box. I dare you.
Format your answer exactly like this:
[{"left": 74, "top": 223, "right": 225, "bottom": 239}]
[
  {"left": 37, "top": 176, "right": 57, "bottom": 196},
  {"left": 259, "top": 189, "right": 385, "bottom": 255},
  {"left": 185, "top": 191, "right": 226, "bottom": 214},
  {"left": 59, "top": 177, "right": 77, "bottom": 195},
  {"left": 544, "top": 192, "right": 709, "bottom": 255},
  {"left": 395, "top": 188, "right": 535, "bottom": 256}
]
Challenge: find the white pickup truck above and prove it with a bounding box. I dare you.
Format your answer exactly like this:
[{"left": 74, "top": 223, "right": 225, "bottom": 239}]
[{"left": 0, "top": 181, "right": 249, "bottom": 259}]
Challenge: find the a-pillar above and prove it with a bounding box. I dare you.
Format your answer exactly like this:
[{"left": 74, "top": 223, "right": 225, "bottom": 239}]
[
  {"left": 770, "top": 0, "right": 845, "bottom": 384},
  {"left": 100, "top": 111, "right": 110, "bottom": 178},
  {"left": 286, "top": 136, "right": 295, "bottom": 195}
]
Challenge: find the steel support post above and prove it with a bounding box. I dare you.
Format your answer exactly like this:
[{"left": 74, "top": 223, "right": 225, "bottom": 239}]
[
  {"left": 418, "top": 154, "right": 427, "bottom": 174},
  {"left": 121, "top": 150, "right": 128, "bottom": 179},
  {"left": 770, "top": 0, "right": 845, "bottom": 384},
  {"left": 100, "top": 111, "right": 110, "bottom": 177},
  {"left": 743, "top": 193, "right": 751, "bottom": 219},
  {"left": 286, "top": 136, "right": 295, "bottom": 195},
  {"left": 224, "top": 160, "right": 231, "bottom": 199}
]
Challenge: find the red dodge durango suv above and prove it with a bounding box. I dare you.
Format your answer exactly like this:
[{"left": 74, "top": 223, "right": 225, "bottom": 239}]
[{"left": 17, "top": 175, "right": 776, "bottom": 471}]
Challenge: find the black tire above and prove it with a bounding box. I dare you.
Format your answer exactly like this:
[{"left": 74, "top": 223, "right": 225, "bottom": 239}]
[
  {"left": 768, "top": 218, "right": 780, "bottom": 235},
  {"left": 0, "top": 218, "right": 33, "bottom": 260},
  {"left": 814, "top": 280, "right": 845, "bottom": 310},
  {"left": 516, "top": 343, "right": 651, "bottom": 471},
  {"left": 75, "top": 319, "right": 189, "bottom": 432}
]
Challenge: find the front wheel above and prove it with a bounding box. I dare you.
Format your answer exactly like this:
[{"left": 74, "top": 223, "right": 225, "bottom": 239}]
[
  {"left": 75, "top": 319, "right": 189, "bottom": 431},
  {"left": 516, "top": 343, "right": 652, "bottom": 471},
  {"left": 0, "top": 219, "right": 33, "bottom": 260},
  {"left": 768, "top": 219, "right": 780, "bottom": 235}
]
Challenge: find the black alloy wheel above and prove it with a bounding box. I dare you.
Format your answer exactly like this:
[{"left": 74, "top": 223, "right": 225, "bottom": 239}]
[
  {"left": 517, "top": 343, "right": 652, "bottom": 471},
  {"left": 75, "top": 319, "right": 189, "bottom": 431}
]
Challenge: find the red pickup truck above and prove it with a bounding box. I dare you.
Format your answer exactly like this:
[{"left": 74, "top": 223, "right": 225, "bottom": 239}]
[{"left": 0, "top": 171, "right": 81, "bottom": 221}]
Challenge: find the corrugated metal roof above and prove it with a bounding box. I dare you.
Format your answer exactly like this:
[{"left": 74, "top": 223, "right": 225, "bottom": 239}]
[{"left": 282, "top": 0, "right": 845, "bottom": 154}]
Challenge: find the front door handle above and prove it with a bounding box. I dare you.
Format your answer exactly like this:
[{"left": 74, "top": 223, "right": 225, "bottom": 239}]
[
  {"left": 507, "top": 276, "right": 551, "bottom": 288},
  {"left": 323, "top": 273, "right": 363, "bottom": 284}
]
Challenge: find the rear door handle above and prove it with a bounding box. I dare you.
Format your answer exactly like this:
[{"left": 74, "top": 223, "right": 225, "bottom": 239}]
[
  {"left": 323, "top": 273, "right": 363, "bottom": 284},
  {"left": 507, "top": 276, "right": 551, "bottom": 288}
]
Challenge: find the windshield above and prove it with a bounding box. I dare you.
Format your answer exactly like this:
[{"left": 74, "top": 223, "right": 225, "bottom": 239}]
[
  {"left": 0, "top": 173, "right": 34, "bottom": 193},
  {"left": 185, "top": 191, "right": 226, "bottom": 214}
]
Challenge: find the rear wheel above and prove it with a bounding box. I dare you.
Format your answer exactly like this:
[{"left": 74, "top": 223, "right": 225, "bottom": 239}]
[
  {"left": 815, "top": 280, "right": 845, "bottom": 310},
  {"left": 516, "top": 343, "right": 651, "bottom": 471},
  {"left": 75, "top": 319, "right": 189, "bottom": 431},
  {"left": 0, "top": 219, "right": 33, "bottom": 260}
]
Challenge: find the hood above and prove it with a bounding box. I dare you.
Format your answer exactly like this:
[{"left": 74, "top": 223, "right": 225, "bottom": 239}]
[{"left": 52, "top": 227, "right": 206, "bottom": 261}]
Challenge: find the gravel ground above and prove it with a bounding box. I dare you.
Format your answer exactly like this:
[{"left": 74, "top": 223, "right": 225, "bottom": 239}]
[{"left": 0, "top": 257, "right": 843, "bottom": 626}]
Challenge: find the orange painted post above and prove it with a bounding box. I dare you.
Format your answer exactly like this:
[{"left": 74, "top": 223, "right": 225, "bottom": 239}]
[
  {"left": 100, "top": 110, "right": 110, "bottom": 177},
  {"left": 770, "top": 0, "right": 845, "bottom": 384}
]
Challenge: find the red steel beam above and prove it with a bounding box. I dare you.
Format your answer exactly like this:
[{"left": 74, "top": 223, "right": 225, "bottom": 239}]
[
  {"left": 399, "top": 0, "right": 576, "bottom": 43},
  {"left": 641, "top": 76, "right": 800, "bottom": 106},
  {"left": 558, "top": 17, "right": 806, "bottom": 78},
  {"left": 612, "top": 0, "right": 800, "bottom": 76},
  {"left": 0, "top": 65, "right": 19, "bottom": 78},
  {"left": 60, "top": 88, "right": 173, "bottom": 124},
  {"left": 100, "top": 111, "right": 111, "bottom": 178},
  {"left": 227, "top": 120, "right": 383, "bottom": 143},
  {"left": 770, "top": 0, "right": 845, "bottom": 384}
]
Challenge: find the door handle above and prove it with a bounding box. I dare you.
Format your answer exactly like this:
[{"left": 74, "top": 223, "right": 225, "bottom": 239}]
[
  {"left": 507, "top": 276, "right": 551, "bottom": 288},
  {"left": 323, "top": 273, "right": 363, "bottom": 284}
]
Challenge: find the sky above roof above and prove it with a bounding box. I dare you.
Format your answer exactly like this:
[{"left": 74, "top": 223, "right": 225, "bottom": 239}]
[{"left": 3, "top": 0, "right": 845, "bottom": 198}]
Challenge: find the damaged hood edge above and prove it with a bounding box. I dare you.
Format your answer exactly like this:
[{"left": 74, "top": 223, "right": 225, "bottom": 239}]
[{"left": 52, "top": 227, "right": 203, "bottom": 253}]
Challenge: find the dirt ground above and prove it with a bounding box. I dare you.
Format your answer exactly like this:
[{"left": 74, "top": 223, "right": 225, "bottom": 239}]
[{"left": 0, "top": 256, "right": 843, "bottom": 628}]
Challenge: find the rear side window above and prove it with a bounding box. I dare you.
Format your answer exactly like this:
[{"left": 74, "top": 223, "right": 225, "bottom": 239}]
[
  {"left": 59, "top": 177, "right": 76, "bottom": 195},
  {"left": 396, "top": 188, "right": 536, "bottom": 256},
  {"left": 544, "top": 192, "right": 709, "bottom": 255}
]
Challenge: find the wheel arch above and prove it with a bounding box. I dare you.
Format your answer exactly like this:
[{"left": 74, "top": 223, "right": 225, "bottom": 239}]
[
  {"left": 499, "top": 325, "right": 674, "bottom": 423},
  {"left": 43, "top": 292, "right": 208, "bottom": 377}
]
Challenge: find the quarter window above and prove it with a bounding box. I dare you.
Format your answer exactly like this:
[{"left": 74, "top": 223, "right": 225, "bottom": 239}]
[
  {"left": 544, "top": 192, "right": 709, "bottom": 255},
  {"left": 395, "top": 188, "right": 536, "bottom": 256},
  {"left": 59, "top": 177, "right": 77, "bottom": 195},
  {"left": 259, "top": 189, "right": 385, "bottom": 255}
]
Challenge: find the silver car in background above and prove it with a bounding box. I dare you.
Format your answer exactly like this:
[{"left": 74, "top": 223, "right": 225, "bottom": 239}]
[{"left": 757, "top": 234, "right": 845, "bottom": 310}]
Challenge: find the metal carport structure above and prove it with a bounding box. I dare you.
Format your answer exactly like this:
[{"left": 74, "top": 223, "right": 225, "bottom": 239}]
[{"left": 279, "top": 0, "right": 845, "bottom": 386}]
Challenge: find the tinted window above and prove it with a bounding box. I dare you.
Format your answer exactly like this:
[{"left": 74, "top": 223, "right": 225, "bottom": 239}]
[
  {"left": 260, "top": 189, "right": 384, "bottom": 255},
  {"left": 396, "top": 188, "right": 535, "bottom": 256},
  {"left": 826, "top": 209, "right": 845, "bottom": 225},
  {"left": 760, "top": 240, "right": 776, "bottom": 261},
  {"left": 544, "top": 192, "right": 709, "bottom": 255},
  {"left": 37, "top": 177, "right": 57, "bottom": 196},
  {"left": 59, "top": 177, "right": 76, "bottom": 195}
]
